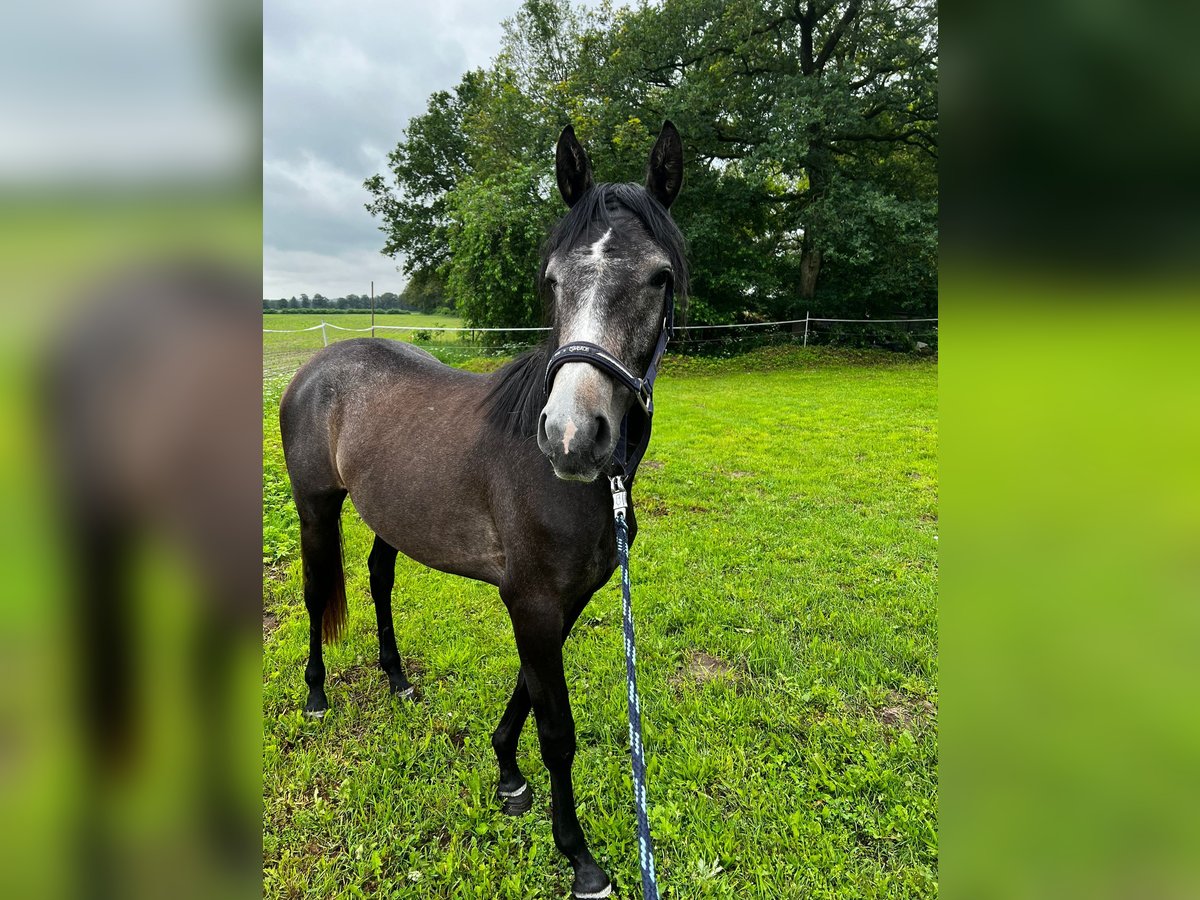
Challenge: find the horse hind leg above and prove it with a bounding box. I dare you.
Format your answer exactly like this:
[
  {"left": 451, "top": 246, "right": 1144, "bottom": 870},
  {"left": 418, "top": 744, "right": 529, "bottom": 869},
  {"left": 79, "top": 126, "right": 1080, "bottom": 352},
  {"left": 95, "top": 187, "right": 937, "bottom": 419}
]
[
  {"left": 74, "top": 513, "right": 135, "bottom": 768},
  {"left": 367, "top": 534, "right": 414, "bottom": 699},
  {"left": 297, "top": 489, "right": 348, "bottom": 716}
]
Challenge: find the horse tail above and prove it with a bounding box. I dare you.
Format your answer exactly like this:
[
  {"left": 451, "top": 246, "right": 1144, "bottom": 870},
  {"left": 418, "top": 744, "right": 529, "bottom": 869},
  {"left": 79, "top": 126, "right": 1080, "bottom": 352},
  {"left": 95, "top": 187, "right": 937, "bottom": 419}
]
[
  {"left": 296, "top": 490, "right": 349, "bottom": 645},
  {"left": 322, "top": 514, "right": 348, "bottom": 644}
]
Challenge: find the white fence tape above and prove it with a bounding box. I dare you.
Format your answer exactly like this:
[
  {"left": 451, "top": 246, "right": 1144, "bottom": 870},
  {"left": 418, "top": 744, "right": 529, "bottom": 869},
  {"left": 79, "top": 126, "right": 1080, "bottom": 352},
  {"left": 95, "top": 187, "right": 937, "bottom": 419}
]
[
  {"left": 681, "top": 316, "right": 938, "bottom": 330},
  {"left": 263, "top": 316, "right": 937, "bottom": 335},
  {"left": 262, "top": 323, "right": 328, "bottom": 333}
]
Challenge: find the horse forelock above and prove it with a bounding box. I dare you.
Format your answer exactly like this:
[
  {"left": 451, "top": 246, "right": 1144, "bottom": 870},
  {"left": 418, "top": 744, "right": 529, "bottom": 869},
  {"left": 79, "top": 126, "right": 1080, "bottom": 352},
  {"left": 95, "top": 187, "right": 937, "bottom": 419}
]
[{"left": 539, "top": 182, "right": 689, "bottom": 302}]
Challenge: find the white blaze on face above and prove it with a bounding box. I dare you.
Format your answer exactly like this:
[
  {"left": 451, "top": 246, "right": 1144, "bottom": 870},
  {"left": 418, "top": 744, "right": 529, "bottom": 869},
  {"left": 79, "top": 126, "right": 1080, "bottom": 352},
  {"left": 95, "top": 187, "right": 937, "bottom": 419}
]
[
  {"left": 540, "top": 227, "right": 636, "bottom": 478},
  {"left": 547, "top": 228, "right": 617, "bottom": 416},
  {"left": 577, "top": 228, "right": 613, "bottom": 342}
]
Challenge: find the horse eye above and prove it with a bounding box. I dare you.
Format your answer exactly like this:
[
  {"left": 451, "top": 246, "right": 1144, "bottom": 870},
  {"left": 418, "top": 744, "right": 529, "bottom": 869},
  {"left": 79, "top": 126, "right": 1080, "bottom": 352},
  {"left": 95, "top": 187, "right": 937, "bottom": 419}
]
[{"left": 649, "top": 269, "right": 671, "bottom": 288}]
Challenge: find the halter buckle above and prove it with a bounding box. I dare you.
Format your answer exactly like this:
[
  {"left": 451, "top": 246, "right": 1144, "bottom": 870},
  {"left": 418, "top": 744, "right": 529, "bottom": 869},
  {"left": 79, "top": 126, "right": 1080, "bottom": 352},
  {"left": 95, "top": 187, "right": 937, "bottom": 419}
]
[{"left": 637, "top": 384, "right": 654, "bottom": 415}]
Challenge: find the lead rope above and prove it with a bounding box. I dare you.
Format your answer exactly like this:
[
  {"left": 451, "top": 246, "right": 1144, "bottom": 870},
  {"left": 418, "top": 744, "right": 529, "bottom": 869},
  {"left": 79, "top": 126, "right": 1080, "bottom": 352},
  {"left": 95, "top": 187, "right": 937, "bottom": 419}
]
[{"left": 611, "top": 475, "right": 660, "bottom": 900}]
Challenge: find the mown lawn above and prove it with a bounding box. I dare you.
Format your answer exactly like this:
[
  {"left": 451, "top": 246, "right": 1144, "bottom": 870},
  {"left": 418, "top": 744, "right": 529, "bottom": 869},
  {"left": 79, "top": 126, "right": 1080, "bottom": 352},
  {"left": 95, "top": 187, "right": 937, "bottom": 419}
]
[
  {"left": 262, "top": 346, "right": 938, "bottom": 899},
  {"left": 263, "top": 312, "right": 464, "bottom": 334},
  {"left": 263, "top": 313, "right": 541, "bottom": 376}
]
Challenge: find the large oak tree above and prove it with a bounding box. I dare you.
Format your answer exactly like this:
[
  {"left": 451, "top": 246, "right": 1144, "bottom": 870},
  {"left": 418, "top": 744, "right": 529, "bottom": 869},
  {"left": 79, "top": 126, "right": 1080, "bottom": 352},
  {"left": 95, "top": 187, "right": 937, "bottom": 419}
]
[{"left": 366, "top": 0, "right": 937, "bottom": 328}]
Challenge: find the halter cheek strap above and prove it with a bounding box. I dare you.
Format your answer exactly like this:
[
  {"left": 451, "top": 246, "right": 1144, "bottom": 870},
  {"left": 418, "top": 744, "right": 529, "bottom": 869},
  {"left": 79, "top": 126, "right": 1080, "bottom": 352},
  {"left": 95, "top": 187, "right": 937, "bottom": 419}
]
[{"left": 543, "top": 284, "right": 674, "bottom": 483}]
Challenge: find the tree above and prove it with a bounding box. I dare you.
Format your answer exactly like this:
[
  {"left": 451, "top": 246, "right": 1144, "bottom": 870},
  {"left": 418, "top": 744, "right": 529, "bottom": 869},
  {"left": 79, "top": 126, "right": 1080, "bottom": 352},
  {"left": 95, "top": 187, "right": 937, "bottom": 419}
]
[
  {"left": 444, "top": 164, "right": 555, "bottom": 334},
  {"left": 401, "top": 268, "right": 451, "bottom": 312},
  {"left": 593, "top": 0, "right": 937, "bottom": 313},
  {"left": 364, "top": 71, "right": 484, "bottom": 286},
  {"left": 365, "top": 0, "right": 937, "bottom": 326}
]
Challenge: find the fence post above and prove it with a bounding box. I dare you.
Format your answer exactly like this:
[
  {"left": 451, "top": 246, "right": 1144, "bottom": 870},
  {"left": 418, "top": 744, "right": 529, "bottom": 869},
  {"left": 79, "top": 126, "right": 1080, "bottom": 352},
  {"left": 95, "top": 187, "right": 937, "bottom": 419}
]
[
  {"left": 371, "top": 280, "right": 375, "bottom": 339},
  {"left": 803, "top": 311, "right": 810, "bottom": 347},
  {"left": 321, "top": 322, "right": 328, "bottom": 347}
]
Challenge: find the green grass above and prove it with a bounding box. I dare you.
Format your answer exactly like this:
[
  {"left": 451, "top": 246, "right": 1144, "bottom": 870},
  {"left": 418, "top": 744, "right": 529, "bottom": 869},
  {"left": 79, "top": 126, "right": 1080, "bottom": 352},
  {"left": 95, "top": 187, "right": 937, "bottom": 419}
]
[
  {"left": 263, "top": 312, "right": 465, "bottom": 332},
  {"left": 263, "top": 345, "right": 938, "bottom": 899},
  {"left": 263, "top": 312, "right": 538, "bottom": 375}
]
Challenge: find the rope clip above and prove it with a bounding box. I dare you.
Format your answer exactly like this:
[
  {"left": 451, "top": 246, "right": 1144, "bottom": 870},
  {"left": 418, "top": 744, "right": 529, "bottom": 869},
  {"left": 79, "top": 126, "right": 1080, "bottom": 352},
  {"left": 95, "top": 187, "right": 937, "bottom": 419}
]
[{"left": 610, "top": 475, "right": 629, "bottom": 519}]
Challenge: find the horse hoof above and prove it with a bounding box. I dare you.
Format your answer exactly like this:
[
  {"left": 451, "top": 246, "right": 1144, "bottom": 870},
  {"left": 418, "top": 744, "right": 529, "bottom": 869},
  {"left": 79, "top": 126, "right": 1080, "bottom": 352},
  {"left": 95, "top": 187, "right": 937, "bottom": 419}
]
[
  {"left": 304, "top": 693, "right": 329, "bottom": 717},
  {"left": 497, "top": 781, "right": 533, "bottom": 816},
  {"left": 392, "top": 684, "right": 416, "bottom": 701},
  {"left": 572, "top": 865, "right": 612, "bottom": 899}
]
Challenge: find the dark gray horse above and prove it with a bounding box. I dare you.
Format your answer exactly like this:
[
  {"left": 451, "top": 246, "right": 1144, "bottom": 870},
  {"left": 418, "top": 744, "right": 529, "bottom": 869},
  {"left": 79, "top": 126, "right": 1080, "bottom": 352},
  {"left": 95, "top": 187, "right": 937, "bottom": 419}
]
[{"left": 280, "top": 122, "right": 686, "bottom": 898}]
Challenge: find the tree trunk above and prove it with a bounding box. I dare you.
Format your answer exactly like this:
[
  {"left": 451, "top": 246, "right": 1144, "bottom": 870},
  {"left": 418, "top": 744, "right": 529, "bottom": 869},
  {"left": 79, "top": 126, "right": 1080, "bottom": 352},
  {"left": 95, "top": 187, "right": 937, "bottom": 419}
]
[
  {"left": 799, "top": 235, "right": 822, "bottom": 299},
  {"left": 799, "top": 130, "right": 830, "bottom": 301}
]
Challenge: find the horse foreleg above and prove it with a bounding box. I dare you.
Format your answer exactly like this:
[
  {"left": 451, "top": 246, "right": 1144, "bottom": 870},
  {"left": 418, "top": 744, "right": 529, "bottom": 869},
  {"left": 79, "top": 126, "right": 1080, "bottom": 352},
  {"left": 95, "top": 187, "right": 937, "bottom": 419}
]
[
  {"left": 491, "top": 595, "right": 590, "bottom": 816},
  {"left": 491, "top": 668, "right": 534, "bottom": 815},
  {"left": 509, "top": 596, "right": 611, "bottom": 899},
  {"left": 367, "top": 534, "right": 413, "bottom": 698}
]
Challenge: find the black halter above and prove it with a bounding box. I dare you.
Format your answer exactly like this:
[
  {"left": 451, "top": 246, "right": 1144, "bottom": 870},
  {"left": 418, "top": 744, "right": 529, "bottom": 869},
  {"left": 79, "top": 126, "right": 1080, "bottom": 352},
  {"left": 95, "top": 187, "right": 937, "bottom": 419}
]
[{"left": 543, "top": 283, "right": 675, "bottom": 484}]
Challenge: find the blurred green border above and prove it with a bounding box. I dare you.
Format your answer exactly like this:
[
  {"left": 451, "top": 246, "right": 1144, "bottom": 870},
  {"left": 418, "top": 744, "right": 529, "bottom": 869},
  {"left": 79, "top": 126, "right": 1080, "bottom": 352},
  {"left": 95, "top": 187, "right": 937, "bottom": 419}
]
[{"left": 942, "top": 264, "right": 1200, "bottom": 898}]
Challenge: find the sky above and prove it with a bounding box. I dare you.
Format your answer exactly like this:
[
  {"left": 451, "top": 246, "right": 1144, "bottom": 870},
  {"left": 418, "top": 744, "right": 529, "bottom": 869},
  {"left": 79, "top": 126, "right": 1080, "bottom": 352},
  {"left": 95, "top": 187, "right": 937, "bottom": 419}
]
[
  {"left": 2, "top": 1, "right": 255, "bottom": 186},
  {"left": 263, "top": 0, "right": 528, "bottom": 300}
]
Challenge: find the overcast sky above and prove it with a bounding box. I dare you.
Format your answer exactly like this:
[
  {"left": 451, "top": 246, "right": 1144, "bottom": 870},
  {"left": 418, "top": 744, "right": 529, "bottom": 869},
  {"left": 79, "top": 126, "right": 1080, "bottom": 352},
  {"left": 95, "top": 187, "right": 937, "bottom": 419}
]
[{"left": 263, "top": 0, "right": 528, "bottom": 299}]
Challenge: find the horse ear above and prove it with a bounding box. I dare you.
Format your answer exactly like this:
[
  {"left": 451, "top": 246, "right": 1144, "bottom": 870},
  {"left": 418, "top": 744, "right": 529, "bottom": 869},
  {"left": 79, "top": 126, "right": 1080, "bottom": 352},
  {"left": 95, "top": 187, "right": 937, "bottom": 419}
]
[
  {"left": 556, "top": 125, "right": 594, "bottom": 208},
  {"left": 645, "top": 120, "right": 683, "bottom": 209}
]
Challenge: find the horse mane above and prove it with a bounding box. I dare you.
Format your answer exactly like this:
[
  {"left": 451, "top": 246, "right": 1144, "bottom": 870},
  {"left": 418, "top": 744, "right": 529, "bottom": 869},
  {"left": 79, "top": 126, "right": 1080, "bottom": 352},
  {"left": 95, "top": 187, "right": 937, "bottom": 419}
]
[
  {"left": 481, "top": 182, "right": 689, "bottom": 439},
  {"left": 481, "top": 345, "right": 549, "bottom": 439}
]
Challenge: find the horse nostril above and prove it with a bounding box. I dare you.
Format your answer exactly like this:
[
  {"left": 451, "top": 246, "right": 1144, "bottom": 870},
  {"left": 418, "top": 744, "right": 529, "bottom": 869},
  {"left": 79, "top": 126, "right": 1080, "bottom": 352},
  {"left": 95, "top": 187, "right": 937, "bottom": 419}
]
[
  {"left": 538, "top": 411, "right": 550, "bottom": 446},
  {"left": 593, "top": 415, "right": 611, "bottom": 453}
]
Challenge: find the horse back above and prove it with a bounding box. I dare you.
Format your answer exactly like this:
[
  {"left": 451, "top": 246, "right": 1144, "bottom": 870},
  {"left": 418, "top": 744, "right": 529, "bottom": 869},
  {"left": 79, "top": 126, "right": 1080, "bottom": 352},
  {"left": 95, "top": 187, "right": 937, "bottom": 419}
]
[{"left": 281, "top": 339, "right": 506, "bottom": 581}]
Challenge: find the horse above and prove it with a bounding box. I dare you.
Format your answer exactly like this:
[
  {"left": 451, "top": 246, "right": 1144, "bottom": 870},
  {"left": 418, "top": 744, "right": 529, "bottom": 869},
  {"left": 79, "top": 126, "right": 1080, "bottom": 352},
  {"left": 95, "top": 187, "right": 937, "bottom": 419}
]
[{"left": 280, "top": 121, "right": 686, "bottom": 898}]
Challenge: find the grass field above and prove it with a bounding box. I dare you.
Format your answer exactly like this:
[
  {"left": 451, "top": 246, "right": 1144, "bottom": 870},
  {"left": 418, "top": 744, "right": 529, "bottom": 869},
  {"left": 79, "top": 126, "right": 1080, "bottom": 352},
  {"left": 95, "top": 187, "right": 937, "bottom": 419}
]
[
  {"left": 262, "top": 313, "right": 541, "bottom": 376},
  {"left": 262, "top": 345, "right": 938, "bottom": 899}
]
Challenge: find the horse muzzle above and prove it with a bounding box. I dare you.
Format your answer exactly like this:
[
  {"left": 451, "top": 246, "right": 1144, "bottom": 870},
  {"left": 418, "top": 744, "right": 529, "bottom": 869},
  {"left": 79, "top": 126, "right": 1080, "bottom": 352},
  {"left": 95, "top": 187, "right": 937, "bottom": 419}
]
[
  {"left": 537, "top": 407, "right": 616, "bottom": 482},
  {"left": 537, "top": 364, "right": 619, "bottom": 482}
]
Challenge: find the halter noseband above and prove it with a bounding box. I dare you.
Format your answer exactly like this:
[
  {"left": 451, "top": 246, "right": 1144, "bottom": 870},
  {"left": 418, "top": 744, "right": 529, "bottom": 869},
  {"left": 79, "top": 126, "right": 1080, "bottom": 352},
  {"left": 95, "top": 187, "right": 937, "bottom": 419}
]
[{"left": 543, "top": 283, "right": 675, "bottom": 483}]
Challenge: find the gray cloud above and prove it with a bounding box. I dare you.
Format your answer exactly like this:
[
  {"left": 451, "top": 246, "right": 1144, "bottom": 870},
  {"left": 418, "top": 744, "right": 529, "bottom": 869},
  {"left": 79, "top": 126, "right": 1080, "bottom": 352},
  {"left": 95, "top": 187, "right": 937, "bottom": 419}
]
[{"left": 263, "top": 0, "right": 523, "bottom": 298}]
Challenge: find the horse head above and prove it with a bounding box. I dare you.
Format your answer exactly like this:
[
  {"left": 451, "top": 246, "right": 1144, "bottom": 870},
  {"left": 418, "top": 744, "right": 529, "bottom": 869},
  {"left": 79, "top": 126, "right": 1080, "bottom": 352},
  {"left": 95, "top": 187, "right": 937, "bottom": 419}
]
[{"left": 537, "top": 122, "right": 687, "bottom": 482}]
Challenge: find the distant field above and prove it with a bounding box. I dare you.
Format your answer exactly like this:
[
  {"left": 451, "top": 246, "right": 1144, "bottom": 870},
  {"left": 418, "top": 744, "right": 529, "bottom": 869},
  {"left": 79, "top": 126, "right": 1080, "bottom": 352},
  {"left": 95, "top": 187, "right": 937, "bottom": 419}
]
[
  {"left": 261, "top": 312, "right": 517, "bottom": 375},
  {"left": 264, "top": 312, "right": 465, "bottom": 331},
  {"left": 262, "top": 346, "right": 938, "bottom": 899}
]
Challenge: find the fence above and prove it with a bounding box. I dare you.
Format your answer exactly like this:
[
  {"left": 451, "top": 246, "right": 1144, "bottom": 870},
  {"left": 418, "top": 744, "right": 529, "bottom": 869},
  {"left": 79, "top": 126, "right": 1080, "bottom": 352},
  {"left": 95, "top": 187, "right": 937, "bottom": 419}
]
[{"left": 263, "top": 313, "right": 938, "bottom": 376}]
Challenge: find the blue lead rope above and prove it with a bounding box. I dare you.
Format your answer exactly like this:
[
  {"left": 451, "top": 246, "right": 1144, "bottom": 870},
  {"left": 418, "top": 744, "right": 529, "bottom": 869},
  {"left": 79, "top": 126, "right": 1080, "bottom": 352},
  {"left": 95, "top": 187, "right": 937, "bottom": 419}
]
[
  {"left": 545, "top": 283, "right": 673, "bottom": 898},
  {"left": 612, "top": 477, "right": 660, "bottom": 900}
]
